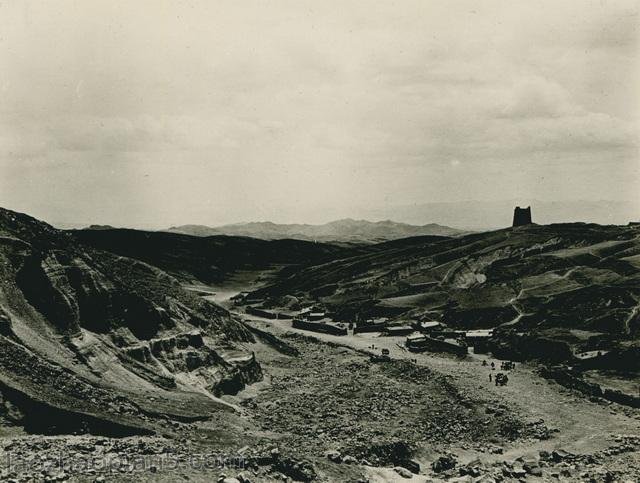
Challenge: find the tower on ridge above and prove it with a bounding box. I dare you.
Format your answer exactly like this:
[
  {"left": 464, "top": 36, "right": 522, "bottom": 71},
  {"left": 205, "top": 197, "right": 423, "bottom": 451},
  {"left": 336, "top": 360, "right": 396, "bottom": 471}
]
[{"left": 512, "top": 206, "right": 532, "bottom": 227}]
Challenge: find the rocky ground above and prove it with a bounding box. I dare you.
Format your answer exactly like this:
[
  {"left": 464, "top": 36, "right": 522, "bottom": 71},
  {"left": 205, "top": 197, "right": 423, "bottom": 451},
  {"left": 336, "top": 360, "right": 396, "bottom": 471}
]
[
  {"left": 241, "top": 333, "right": 550, "bottom": 459},
  {"left": 1, "top": 319, "right": 640, "bottom": 481},
  {"left": 237, "top": 316, "right": 640, "bottom": 481}
]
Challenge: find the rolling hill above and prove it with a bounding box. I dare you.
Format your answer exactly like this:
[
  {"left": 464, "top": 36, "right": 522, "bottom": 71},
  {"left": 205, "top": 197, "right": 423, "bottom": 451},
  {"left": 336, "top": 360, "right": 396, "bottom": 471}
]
[
  {"left": 253, "top": 223, "right": 640, "bottom": 357},
  {"left": 71, "top": 228, "right": 354, "bottom": 285}
]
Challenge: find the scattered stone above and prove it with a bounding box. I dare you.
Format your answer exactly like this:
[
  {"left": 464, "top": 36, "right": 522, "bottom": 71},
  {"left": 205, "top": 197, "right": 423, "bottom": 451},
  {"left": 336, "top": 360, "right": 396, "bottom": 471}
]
[
  {"left": 237, "top": 473, "right": 253, "bottom": 483},
  {"left": 459, "top": 461, "right": 482, "bottom": 477},
  {"left": 274, "top": 457, "right": 317, "bottom": 482},
  {"left": 432, "top": 454, "right": 457, "bottom": 473},
  {"left": 342, "top": 455, "right": 358, "bottom": 465},
  {"left": 448, "top": 476, "right": 472, "bottom": 482},
  {"left": 528, "top": 466, "right": 543, "bottom": 476},
  {"left": 551, "top": 449, "right": 572, "bottom": 462},
  {"left": 474, "top": 476, "right": 496, "bottom": 483},
  {"left": 511, "top": 465, "right": 527, "bottom": 478},
  {"left": 326, "top": 450, "right": 342, "bottom": 463}
]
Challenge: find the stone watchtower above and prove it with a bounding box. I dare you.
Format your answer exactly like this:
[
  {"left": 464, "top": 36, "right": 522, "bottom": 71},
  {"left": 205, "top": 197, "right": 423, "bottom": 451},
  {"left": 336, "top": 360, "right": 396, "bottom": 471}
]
[{"left": 512, "top": 206, "right": 532, "bottom": 227}]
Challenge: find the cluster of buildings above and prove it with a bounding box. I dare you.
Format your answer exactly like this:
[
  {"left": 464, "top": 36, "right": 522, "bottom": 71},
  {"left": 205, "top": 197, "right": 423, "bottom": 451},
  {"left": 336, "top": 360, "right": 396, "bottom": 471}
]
[
  {"left": 235, "top": 291, "right": 495, "bottom": 355},
  {"left": 402, "top": 324, "right": 493, "bottom": 355},
  {"left": 236, "top": 293, "right": 349, "bottom": 335},
  {"left": 291, "top": 306, "right": 349, "bottom": 336}
]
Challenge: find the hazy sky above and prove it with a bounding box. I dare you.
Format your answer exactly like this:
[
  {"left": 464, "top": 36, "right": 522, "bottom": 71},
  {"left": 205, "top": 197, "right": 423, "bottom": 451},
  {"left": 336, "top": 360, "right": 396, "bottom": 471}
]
[{"left": 1, "top": 0, "right": 638, "bottom": 227}]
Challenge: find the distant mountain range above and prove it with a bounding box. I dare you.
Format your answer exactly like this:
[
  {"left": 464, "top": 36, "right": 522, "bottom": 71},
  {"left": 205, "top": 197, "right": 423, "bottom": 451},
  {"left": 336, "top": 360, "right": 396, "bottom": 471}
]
[
  {"left": 51, "top": 199, "right": 637, "bottom": 235},
  {"left": 360, "top": 199, "right": 639, "bottom": 230},
  {"left": 163, "top": 219, "right": 467, "bottom": 243}
]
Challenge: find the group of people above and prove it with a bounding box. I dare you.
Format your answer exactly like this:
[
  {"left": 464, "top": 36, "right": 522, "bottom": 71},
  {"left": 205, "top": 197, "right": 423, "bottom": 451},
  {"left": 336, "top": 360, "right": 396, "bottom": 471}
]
[{"left": 482, "top": 359, "right": 515, "bottom": 386}]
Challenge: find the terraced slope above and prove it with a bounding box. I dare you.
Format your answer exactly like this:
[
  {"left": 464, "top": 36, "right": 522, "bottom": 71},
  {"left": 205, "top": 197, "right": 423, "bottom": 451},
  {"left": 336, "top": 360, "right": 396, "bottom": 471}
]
[
  {"left": 0, "top": 208, "right": 260, "bottom": 435},
  {"left": 255, "top": 223, "right": 640, "bottom": 347}
]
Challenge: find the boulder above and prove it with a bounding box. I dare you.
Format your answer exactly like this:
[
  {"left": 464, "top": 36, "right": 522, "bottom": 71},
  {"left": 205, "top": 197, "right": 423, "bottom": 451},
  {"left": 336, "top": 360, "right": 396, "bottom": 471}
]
[
  {"left": 432, "top": 454, "right": 457, "bottom": 473},
  {"left": 342, "top": 455, "right": 358, "bottom": 465},
  {"left": 325, "top": 450, "right": 342, "bottom": 463},
  {"left": 394, "top": 466, "right": 413, "bottom": 479},
  {"left": 551, "top": 449, "right": 572, "bottom": 462},
  {"left": 399, "top": 459, "right": 421, "bottom": 474}
]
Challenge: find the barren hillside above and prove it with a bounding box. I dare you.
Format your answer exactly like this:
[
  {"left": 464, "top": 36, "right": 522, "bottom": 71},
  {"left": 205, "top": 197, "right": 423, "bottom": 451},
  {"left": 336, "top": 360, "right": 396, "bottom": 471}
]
[
  {"left": 255, "top": 223, "right": 640, "bottom": 356},
  {"left": 72, "top": 228, "right": 354, "bottom": 285},
  {"left": 0, "top": 208, "right": 259, "bottom": 436}
]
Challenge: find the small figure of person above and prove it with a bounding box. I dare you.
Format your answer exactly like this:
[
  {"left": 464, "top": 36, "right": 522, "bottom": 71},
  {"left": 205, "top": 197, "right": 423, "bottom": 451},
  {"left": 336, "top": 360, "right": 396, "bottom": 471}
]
[
  {"left": 489, "top": 373, "right": 492, "bottom": 382},
  {"left": 491, "top": 362, "right": 495, "bottom": 370}
]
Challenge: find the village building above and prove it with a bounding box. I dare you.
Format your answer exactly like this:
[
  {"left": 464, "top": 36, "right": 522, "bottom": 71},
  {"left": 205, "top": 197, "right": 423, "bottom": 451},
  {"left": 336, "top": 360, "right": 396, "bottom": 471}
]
[
  {"left": 465, "top": 329, "right": 493, "bottom": 354},
  {"left": 383, "top": 325, "right": 415, "bottom": 337},
  {"left": 298, "top": 306, "right": 327, "bottom": 321},
  {"left": 416, "top": 321, "right": 441, "bottom": 333}
]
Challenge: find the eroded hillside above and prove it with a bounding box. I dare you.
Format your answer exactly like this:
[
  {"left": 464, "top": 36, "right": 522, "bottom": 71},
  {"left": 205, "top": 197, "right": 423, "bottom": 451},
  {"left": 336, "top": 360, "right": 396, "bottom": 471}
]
[
  {"left": 0, "top": 208, "right": 260, "bottom": 436},
  {"left": 254, "top": 223, "right": 640, "bottom": 356}
]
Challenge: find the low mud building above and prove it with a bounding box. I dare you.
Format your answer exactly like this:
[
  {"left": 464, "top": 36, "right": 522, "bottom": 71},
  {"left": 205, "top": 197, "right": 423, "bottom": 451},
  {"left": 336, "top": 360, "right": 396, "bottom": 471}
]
[
  {"left": 292, "top": 318, "right": 348, "bottom": 336},
  {"left": 405, "top": 334, "right": 468, "bottom": 356},
  {"left": 465, "top": 329, "right": 493, "bottom": 354},
  {"left": 383, "top": 325, "right": 415, "bottom": 337}
]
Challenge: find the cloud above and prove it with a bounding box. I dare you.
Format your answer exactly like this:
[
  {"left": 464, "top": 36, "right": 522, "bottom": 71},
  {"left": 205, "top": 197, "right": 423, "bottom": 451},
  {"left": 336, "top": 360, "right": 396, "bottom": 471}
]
[
  {"left": 0, "top": 114, "right": 280, "bottom": 158},
  {"left": 0, "top": 0, "right": 638, "bottom": 226},
  {"left": 497, "top": 77, "right": 579, "bottom": 119}
]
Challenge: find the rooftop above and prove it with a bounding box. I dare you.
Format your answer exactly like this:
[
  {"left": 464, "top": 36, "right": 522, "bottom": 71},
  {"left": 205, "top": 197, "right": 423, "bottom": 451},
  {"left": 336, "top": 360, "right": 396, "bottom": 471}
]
[{"left": 466, "top": 330, "right": 493, "bottom": 338}]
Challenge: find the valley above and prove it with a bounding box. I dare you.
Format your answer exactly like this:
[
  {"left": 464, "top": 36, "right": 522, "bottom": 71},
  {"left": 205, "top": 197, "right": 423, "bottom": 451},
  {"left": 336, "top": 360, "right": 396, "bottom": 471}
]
[
  {"left": 1, "top": 207, "right": 639, "bottom": 481},
  {"left": 4, "top": 1, "right": 638, "bottom": 481}
]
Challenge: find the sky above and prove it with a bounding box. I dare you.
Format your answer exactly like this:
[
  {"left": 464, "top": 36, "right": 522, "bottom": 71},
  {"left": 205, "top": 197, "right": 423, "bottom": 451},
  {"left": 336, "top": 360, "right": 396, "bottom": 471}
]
[{"left": 0, "top": 0, "right": 638, "bottom": 228}]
